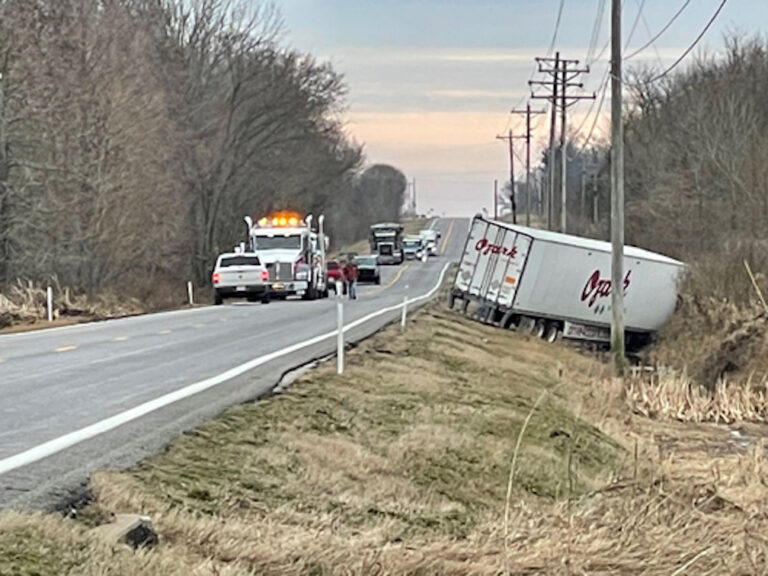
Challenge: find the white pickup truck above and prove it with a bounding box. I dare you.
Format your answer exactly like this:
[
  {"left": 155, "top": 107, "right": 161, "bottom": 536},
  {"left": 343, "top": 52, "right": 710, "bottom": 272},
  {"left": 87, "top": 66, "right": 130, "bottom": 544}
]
[{"left": 211, "top": 252, "right": 270, "bottom": 305}]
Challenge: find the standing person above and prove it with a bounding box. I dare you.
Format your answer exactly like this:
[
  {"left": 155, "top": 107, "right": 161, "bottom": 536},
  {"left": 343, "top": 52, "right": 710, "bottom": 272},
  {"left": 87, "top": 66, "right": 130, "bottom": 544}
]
[{"left": 343, "top": 258, "right": 358, "bottom": 300}]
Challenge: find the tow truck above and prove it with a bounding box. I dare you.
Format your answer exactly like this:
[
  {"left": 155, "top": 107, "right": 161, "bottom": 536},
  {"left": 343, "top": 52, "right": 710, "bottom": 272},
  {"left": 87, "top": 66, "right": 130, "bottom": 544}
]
[{"left": 244, "top": 211, "right": 330, "bottom": 300}]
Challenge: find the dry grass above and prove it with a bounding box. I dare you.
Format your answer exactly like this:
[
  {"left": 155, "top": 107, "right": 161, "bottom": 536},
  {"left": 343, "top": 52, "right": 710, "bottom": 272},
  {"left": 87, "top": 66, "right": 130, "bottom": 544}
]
[
  {"left": 5, "top": 297, "right": 768, "bottom": 574},
  {"left": 625, "top": 368, "right": 768, "bottom": 423},
  {"left": 0, "top": 278, "right": 181, "bottom": 333}
]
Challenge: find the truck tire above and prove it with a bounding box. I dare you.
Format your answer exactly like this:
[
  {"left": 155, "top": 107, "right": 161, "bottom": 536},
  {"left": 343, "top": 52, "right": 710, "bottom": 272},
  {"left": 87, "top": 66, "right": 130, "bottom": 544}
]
[
  {"left": 261, "top": 295, "right": 270, "bottom": 304},
  {"left": 500, "top": 310, "right": 516, "bottom": 330},
  {"left": 532, "top": 319, "right": 546, "bottom": 339},
  {"left": 214, "top": 292, "right": 223, "bottom": 305},
  {"left": 448, "top": 293, "right": 456, "bottom": 309},
  {"left": 544, "top": 322, "right": 560, "bottom": 343}
]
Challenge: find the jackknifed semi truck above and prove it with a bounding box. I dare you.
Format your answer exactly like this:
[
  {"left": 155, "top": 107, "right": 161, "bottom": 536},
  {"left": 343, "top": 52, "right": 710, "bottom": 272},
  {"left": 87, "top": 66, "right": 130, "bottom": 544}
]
[{"left": 450, "top": 215, "right": 685, "bottom": 348}]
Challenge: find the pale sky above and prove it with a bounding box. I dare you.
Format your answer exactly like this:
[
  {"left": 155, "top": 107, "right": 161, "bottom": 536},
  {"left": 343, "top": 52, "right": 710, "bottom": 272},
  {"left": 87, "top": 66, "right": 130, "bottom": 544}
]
[{"left": 277, "top": 0, "right": 764, "bottom": 216}]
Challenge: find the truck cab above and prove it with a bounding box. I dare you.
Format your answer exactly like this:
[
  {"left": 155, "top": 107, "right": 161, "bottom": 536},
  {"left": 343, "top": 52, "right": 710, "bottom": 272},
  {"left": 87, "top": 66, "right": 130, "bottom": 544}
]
[
  {"left": 403, "top": 235, "right": 425, "bottom": 260},
  {"left": 370, "top": 222, "right": 404, "bottom": 264},
  {"left": 246, "top": 212, "right": 329, "bottom": 300}
]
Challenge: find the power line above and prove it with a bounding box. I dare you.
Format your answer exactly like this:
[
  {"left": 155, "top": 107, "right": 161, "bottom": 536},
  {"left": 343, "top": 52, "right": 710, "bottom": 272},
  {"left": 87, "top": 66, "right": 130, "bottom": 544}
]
[
  {"left": 625, "top": 0, "right": 693, "bottom": 60},
  {"left": 546, "top": 0, "right": 567, "bottom": 57},
  {"left": 640, "top": 0, "right": 728, "bottom": 84},
  {"left": 636, "top": 0, "right": 665, "bottom": 70},
  {"left": 578, "top": 72, "right": 610, "bottom": 153},
  {"left": 575, "top": 68, "right": 610, "bottom": 136},
  {"left": 624, "top": 0, "right": 646, "bottom": 50},
  {"left": 585, "top": 0, "right": 607, "bottom": 65}
]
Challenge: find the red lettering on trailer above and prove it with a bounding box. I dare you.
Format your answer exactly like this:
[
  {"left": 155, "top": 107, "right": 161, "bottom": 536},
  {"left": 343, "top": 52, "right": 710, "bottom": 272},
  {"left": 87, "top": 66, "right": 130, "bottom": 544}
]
[
  {"left": 475, "top": 238, "right": 518, "bottom": 259},
  {"left": 581, "top": 269, "right": 632, "bottom": 308}
]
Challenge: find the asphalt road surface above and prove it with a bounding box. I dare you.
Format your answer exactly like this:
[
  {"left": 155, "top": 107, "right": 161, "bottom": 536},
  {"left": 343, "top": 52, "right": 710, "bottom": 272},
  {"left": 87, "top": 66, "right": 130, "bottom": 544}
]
[{"left": 0, "top": 218, "right": 468, "bottom": 509}]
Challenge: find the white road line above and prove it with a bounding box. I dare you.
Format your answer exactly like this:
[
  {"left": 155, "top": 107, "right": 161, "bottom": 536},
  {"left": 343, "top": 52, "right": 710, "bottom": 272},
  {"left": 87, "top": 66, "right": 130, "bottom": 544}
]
[{"left": 0, "top": 262, "right": 452, "bottom": 476}]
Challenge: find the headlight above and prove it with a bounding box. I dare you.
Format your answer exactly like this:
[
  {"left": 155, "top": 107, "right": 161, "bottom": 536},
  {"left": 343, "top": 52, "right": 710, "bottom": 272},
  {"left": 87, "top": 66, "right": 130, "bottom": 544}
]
[{"left": 295, "top": 271, "right": 309, "bottom": 280}]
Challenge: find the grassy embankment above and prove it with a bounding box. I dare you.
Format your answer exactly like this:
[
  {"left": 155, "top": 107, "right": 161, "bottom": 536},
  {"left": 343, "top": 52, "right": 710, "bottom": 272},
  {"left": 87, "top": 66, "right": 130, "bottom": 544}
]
[{"left": 4, "top": 291, "right": 768, "bottom": 574}]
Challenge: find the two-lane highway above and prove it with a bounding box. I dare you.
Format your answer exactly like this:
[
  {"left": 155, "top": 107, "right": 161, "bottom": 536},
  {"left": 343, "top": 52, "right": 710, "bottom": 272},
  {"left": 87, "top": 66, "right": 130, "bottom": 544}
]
[{"left": 0, "top": 218, "right": 467, "bottom": 509}]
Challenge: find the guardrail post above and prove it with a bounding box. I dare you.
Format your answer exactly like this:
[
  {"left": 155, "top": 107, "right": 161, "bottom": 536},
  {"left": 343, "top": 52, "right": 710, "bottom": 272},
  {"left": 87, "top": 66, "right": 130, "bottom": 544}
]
[
  {"left": 187, "top": 281, "right": 194, "bottom": 306},
  {"left": 46, "top": 286, "right": 53, "bottom": 322},
  {"left": 401, "top": 283, "right": 409, "bottom": 332},
  {"left": 337, "top": 299, "right": 344, "bottom": 374}
]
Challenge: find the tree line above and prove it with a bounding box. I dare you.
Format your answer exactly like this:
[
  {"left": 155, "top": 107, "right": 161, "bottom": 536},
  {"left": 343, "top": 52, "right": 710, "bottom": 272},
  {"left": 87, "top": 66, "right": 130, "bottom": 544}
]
[
  {"left": 0, "top": 0, "right": 406, "bottom": 295},
  {"left": 530, "top": 34, "right": 767, "bottom": 304}
]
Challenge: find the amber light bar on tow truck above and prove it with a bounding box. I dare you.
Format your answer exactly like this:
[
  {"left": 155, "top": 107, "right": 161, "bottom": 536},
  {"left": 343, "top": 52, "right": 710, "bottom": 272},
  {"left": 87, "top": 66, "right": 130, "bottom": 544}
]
[{"left": 255, "top": 211, "right": 304, "bottom": 228}]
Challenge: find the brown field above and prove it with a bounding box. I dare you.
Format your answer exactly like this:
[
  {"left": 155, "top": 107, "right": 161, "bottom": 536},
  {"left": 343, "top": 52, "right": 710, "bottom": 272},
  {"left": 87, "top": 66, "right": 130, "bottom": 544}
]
[{"left": 2, "top": 292, "right": 768, "bottom": 575}]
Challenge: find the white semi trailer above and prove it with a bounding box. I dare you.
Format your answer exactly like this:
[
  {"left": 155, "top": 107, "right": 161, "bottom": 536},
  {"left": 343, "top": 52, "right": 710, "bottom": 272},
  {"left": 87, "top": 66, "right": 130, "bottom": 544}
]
[{"left": 450, "top": 216, "right": 685, "bottom": 348}]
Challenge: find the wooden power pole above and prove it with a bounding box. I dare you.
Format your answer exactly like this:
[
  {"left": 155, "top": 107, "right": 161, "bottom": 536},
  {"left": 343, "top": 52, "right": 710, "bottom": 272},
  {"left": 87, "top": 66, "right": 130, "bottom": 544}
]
[
  {"left": 531, "top": 54, "right": 594, "bottom": 234},
  {"left": 611, "top": 0, "right": 626, "bottom": 374},
  {"left": 496, "top": 130, "right": 517, "bottom": 223},
  {"left": 510, "top": 105, "right": 546, "bottom": 227}
]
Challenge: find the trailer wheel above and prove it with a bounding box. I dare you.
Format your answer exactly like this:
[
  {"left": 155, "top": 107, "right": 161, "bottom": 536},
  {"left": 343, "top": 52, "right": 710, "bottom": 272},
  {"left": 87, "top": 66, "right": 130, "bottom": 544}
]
[
  {"left": 500, "top": 311, "right": 516, "bottom": 329},
  {"left": 532, "top": 320, "right": 546, "bottom": 339},
  {"left": 544, "top": 323, "right": 560, "bottom": 343},
  {"left": 448, "top": 293, "right": 456, "bottom": 309}
]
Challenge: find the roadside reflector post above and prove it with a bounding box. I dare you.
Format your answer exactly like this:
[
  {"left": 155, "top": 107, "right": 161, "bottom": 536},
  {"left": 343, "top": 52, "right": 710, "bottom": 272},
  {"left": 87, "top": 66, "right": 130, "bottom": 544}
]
[
  {"left": 337, "top": 299, "right": 344, "bottom": 375},
  {"left": 187, "top": 281, "right": 194, "bottom": 306},
  {"left": 401, "top": 284, "right": 409, "bottom": 332},
  {"left": 46, "top": 286, "right": 53, "bottom": 322}
]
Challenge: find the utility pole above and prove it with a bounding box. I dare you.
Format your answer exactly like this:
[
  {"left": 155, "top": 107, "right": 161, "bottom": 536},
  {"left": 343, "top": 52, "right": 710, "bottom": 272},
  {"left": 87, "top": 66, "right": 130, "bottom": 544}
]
[
  {"left": 592, "top": 171, "right": 599, "bottom": 223},
  {"left": 531, "top": 54, "right": 594, "bottom": 234},
  {"left": 412, "top": 178, "right": 417, "bottom": 214},
  {"left": 611, "top": 0, "right": 626, "bottom": 374},
  {"left": 493, "top": 179, "right": 498, "bottom": 219},
  {"left": 533, "top": 51, "right": 557, "bottom": 231},
  {"left": 580, "top": 169, "right": 586, "bottom": 224},
  {"left": 510, "top": 104, "right": 546, "bottom": 227},
  {"left": 496, "top": 130, "right": 517, "bottom": 223}
]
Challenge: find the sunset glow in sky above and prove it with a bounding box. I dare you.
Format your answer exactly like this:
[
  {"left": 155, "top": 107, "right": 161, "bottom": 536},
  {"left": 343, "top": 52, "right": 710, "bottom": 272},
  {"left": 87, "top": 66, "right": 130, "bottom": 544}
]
[{"left": 279, "top": 0, "right": 765, "bottom": 216}]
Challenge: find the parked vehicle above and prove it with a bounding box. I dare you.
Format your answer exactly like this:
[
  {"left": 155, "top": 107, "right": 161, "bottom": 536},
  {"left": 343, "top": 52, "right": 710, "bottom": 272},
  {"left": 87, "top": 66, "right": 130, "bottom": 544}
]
[
  {"left": 449, "top": 215, "right": 685, "bottom": 349},
  {"left": 355, "top": 254, "right": 381, "bottom": 284},
  {"left": 244, "top": 211, "right": 329, "bottom": 300},
  {"left": 211, "top": 252, "right": 270, "bottom": 305},
  {"left": 403, "top": 235, "right": 425, "bottom": 260},
  {"left": 419, "top": 228, "right": 440, "bottom": 256},
  {"left": 370, "top": 222, "right": 404, "bottom": 264}
]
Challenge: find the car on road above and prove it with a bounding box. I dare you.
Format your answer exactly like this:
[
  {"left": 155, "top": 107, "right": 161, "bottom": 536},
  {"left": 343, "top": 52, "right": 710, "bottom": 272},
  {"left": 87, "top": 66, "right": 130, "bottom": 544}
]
[
  {"left": 211, "top": 252, "right": 270, "bottom": 305},
  {"left": 355, "top": 254, "right": 381, "bottom": 284},
  {"left": 419, "top": 229, "right": 440, "bottom": 256},
  {"left": 403, "top": 235, "right": 425, "bottom": 260}
]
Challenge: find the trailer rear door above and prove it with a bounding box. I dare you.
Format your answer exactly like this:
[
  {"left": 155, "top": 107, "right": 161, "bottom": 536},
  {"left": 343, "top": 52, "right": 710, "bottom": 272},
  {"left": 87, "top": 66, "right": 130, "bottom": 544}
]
[{"left": 454, "top": 218, "right": 532, "bottom": 308}]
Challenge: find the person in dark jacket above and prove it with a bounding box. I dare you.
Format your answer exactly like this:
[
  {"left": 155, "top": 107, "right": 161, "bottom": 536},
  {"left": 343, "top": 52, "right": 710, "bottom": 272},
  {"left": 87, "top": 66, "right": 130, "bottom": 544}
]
[{"left": 342, "top": 259, "right": 358, "bottom": 300}]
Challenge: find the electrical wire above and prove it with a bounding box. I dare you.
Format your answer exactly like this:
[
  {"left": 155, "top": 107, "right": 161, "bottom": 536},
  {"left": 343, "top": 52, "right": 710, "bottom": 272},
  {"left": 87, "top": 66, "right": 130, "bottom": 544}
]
[
  {"left": 625, "top": 0, "right": 692, "bottom": 60},
  {"left": 641, "top": 0, "right": 728, "bottom": 84},
  {"left": 637, "top": 0, "right": 666, "bottom": 70},
  {"left": 578, "top": 72, "right": 610, "bottom": 153},
  {"left": 502, "top": 0, "right": 568, "bottom": 133},
  {"left": 546, "top": 0, "right": 567, "bottom": 57},
  {"left": 624, "top": 0, "right": 646, "bottom": 50},
  {"left": 585, "top": 0, "right": 607, "bottom": 65}
]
